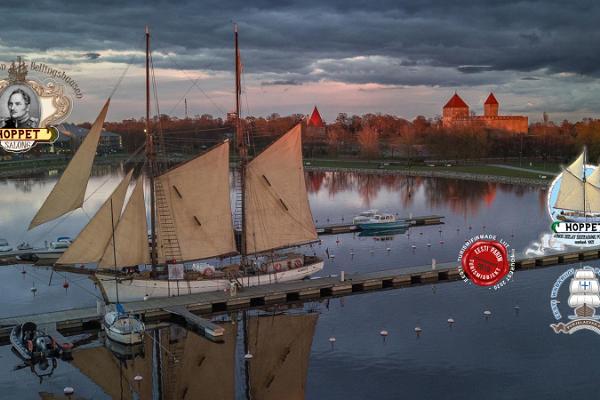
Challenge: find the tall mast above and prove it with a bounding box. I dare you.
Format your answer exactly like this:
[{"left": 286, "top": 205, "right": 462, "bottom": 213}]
[
  {"left": 584, "top": 146, "right": 587, "bottom": 219},
  {"left": 146, "top": 25, "right": 158, "bottom": 271},
  {"left": 235, "top": 23, "right": 248, "bottom": 266}
]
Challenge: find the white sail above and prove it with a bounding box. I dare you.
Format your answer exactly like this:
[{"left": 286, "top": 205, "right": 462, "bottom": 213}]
[
  {"left": 57, "top": 170, "right": 133, "bottom": 265},
  {"left": 156, "top": 141, "right": 236, "bottom": 263},
  {"left": 29, "top": 99, "right": 110, "bottom": 229},
  {"left": 585, "top": 182, "right": 600, "bottom": 213},
  {"left": 574, "top": 269, "right": 596, "bottom": 279},
  {"left": 569, "top": 279, "right": 600, "bottom": 294},
  {"left": 554, "top": 168, "right": 585, "bottom": 211},
  {"left": 244, "top": 124, "right": 318, "bottom": 254},
  {"left": 567, "top": 151, "right": 585, "bottom": 180},
  {"left": 588, "top": 166, "right": 600, "bottom": 188},
  {"left": 98, "top": 176, "right": 150, "bottom": 269},
  {"left": 568, "top": 294, "right": 600, "bottom": 308}
]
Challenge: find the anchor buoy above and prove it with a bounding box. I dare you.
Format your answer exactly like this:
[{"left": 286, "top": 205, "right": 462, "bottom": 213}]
[
  {"left": 294, "top": 259, "right": 302, "bottom": 268},
  {"left": 274, "top": 263, "right": 282, "bottom": 272}
]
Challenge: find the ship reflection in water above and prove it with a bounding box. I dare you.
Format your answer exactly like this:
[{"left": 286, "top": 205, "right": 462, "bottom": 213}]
[{"left": 41, "top": 311, "right": 316, "bottom": 399}]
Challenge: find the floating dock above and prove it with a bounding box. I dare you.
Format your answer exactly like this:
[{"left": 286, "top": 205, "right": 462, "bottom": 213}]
[
  {"left": 316, "top": 214, "right": 444, "bottom": 234},
  {"left": 0, "top": 246, "right": 598, "bottom": 343}
]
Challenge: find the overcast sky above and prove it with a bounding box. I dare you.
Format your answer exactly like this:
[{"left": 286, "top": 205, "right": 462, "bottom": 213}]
[{"left": 1, "top": 0, "right": 598, "bottom": 123}]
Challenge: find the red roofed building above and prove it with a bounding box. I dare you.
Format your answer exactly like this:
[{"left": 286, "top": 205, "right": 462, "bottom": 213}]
[
  {"left": 306, "top": 105, "right": 326, "bottom": 137},
  {"left": 442, "top": 92, "right": 527, "bottom": 133},
  {"left": 442, "top": 93, "right": 470, "bottom": 121},
  {"left": 307, "top": 106, "right": 324, "bottom": 127},
  {"left": 484, "top": 93, "right": 499, "bottom": 117}
]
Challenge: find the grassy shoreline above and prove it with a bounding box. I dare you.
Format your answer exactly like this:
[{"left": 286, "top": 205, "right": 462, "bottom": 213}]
[
  {"left": 304, "top": 159, "right": 554, "bottom": 181},
  {"left": 0, "top": 154, "right": 555, "bottom": 185}
]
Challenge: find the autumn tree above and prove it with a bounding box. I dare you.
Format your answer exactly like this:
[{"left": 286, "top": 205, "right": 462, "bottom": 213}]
[{"left": 357, "top": 126, "right": 380, "bottom": 160}]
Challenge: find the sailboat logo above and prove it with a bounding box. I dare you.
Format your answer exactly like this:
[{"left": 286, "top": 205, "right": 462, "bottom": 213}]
[{"left": 550, "top": 266, "right": 600, "bottom": 335}]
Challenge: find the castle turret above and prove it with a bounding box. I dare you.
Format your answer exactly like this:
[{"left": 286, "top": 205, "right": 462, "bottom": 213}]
[
  {"left": 484, "top": 93, "right": 499, "bottom": 117},
  {"left": 307, "top": 106, "right": 324, "bottom": 127},
  {"left": 442, "top": 93, "right": 469, "bottom": 127}
]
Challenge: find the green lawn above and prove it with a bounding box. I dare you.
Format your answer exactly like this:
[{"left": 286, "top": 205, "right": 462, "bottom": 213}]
[
  {"left": 304, "top": 159, "right": 549, "bottom": 180},
  {"left": 498, "top": 161, "right": 561, "bottom": 173}
]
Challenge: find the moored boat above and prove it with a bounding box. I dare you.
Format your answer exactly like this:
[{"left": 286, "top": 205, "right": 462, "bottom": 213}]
[
  {"left": 357, "top": 213, "right": 409, "bottom": 231},
  {"left": 103, "top": 308, "right": 145, "bottom": 345},
  {"left": 33, "top": 237, "right": 72, "bottom": 260},
  {"left": 0, "top": 238, "right": 12, "bottom": 252},
  {"left": 10, "top": 322, "right": 62, "bottom": 361},
  {"left": 352, "top": 209, "right": 378, "bottom": 224},
  {"left": 28, "top": 26, "right": 323, "bottom": 303}
]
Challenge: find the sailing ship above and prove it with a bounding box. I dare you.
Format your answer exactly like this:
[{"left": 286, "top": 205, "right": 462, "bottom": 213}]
[
  {"left": 28, "top": 26, "right": 324, "bottom": 303},
  {"left": 568, "top": 267, "right": 600, "bottom": 319},
  {"left": 553, "top": 148, "right": 600, "bottom": 222}
]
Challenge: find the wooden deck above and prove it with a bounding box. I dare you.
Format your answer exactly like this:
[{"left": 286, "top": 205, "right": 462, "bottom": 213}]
[{"left": 0, "top": 246, "right": 597, "bottom": 343}]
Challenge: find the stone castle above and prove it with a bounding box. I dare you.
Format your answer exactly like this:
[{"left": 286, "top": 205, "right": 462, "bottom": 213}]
[{"left": 442, "top": 93, "right": 528, "bottom": 133}]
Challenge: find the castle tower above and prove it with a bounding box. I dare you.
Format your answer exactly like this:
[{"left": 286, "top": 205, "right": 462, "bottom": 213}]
[
  {"left": 484, "top": 93, "right": 499, "bottom": 117},
  {"left": 442, "top": 93, "right": 469, "bottom": 127},
  {"left": 307, "top": 106, "right": 324, "bottom": 127}
]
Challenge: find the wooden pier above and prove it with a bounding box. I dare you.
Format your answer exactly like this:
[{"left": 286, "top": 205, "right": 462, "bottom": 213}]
[{"left": 0, "top": 246, "right": 598, "bottom": 343}]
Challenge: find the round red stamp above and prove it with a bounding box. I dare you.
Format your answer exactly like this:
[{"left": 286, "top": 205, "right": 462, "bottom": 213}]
[{"left": 459, "top": 238, "right": 512, "bottom": 287}]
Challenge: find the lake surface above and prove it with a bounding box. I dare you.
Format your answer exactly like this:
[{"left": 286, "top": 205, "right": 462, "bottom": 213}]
[{"left": 1, "top": 167, "right": 593, "bottom": 399}]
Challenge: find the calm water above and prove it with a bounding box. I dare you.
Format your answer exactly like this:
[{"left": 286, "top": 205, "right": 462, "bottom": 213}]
[{"left": 0, "top": 167, "right": 592, "bottom": 399}]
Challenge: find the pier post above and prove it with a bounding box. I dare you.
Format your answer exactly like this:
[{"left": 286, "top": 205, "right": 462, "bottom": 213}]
[{"left": 340, "top": 271, "right": 345, "bottom": 282}]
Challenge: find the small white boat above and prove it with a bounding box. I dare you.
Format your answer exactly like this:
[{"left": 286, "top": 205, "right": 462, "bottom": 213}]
[
  {"left": 103, "top": 307, "right": 145, "bottom": 345},
  {"left": 353, "top": 209, "right": 379, "bottom": 224},
  {"left": 33, "top": 237, "right": 72, "bottom": 260},
  {"left": 0, "top": 238, "right": 13, "bottom": 252},
  {"left": 17, "top": 242, "right": 33, "bottom": 251}
]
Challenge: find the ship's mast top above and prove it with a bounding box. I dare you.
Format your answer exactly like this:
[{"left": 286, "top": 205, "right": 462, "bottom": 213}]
[{"left": 146, "top": 25, "right": 158, "bottom": 271}]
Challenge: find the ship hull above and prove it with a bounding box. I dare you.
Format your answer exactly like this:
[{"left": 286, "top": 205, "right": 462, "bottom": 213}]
[
  {"left": 95, "top": 260, "right": 325, "bottom": 303},
  {"left": 358, "top": 221, "right": 409, "bottom": 230}
]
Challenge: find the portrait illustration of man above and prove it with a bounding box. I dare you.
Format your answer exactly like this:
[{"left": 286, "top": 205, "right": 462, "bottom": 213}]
[{"left": 0, "top": 88, "right": 39, "bottom": 128}]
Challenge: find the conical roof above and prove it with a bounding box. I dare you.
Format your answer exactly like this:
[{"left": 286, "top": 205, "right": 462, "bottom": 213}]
[
  {"left": 443, "top": 93, "right": 468, "bottom": 109},
  {"left": 307, "top": 106, "right": 324, "bottom": 127},
  {"left": 485, "top": 93, "right": 499, "bottom": 105}
]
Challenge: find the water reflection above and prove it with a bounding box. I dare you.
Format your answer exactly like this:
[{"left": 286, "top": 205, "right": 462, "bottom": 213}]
[
  {"left": 305, "top": 171, "right": 539, "bottom": 217},
  {"left": 38, "top": 311, "right": 317, "bottom": 399}
]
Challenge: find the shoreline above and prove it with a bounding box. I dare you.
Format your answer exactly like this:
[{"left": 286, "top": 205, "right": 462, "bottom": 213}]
[
  {"left": 1, "top": 156, "right": 551, "bottom": 186},
  {"left": 305, "top": 166, "right": 550, "bottom": 186}
]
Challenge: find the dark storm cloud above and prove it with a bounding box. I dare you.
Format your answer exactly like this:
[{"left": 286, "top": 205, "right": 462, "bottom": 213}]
[
  {"left": 83, "top": 52, "right": 101, "bottom": 60},
  {"left": 261, "top": 79, "right": 303, "bottom": 86},
  {"left": 1, "top": 0, "right": 599, "bottom": 86}
]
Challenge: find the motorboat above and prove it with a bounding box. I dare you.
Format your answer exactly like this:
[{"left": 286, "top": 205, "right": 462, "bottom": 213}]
[
  {"left": 17, "top": 242, "right": 33, "bottom": 251},
  {"left": 103, "top": 304, "right": 145, "bottom": 345},
  {"left": 353, "top": 209, "right": 379, "bottom": 224},
  {"left": 10, "top": 322, "right": 62, "bottom": 361},
  {"left": 357, "top": 213, "right": 410, "bottom": 231},
  {"left": 0, "top": 238, "right": 12, "bottom": 252},
  {"left": 33, "top": 237, "right": 72, "bottom": 260}
]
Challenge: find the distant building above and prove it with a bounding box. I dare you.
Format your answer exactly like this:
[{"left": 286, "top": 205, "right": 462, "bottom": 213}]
[
  {"left": 306, "top": 106, "right": 326, "bottom": 136},
  {"left": 442, "top": 92, "right": 528, "bottom": 133},
  {"left": 58, "top": 123, "right": 123, "bottom": 153}
]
